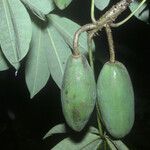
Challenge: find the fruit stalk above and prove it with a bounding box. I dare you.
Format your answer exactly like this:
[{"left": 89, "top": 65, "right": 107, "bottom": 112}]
[
  {"left": 105, "top": 25, "right": 115, "bottom": 63},
  {"left": 73, "top": 24, "right": 96, "bottom": 56}
]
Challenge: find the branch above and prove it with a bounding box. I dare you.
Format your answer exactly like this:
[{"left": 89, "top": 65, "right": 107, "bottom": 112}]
[
  {"left": 73, "top": 0, "right": 133, "bottom": 54},
  {"left": 111, "top": 0, "right": 146, "bottom": 27},
  {"left": 98, "top": 0, "right": 133, "bottom": 26},
  {"left": 91, "top": 0, "right": 133, "bottom": 36}
]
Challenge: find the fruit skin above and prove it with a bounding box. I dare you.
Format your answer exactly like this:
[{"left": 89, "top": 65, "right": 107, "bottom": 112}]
[
  {"left": 97, "top": 61, "right": 134, "bottom": 138},
  {"left": 61, "top": 54, "right": 96, "bottom": 132}
]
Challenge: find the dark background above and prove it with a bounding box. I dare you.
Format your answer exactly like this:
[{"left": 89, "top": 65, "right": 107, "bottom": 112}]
[{"left": 0, "top": 0, "right": 150, "bottom": 149}]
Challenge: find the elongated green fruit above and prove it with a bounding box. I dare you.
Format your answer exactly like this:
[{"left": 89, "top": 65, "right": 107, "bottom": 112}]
[
  {"left": 61, "top": 54, "right": 96, "bottom": 132},
  {"left": 97, "top": 61, "right": 134, "bottom": 138}
]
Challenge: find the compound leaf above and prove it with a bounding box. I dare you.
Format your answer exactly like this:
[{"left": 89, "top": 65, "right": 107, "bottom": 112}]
[
  {"left": 25, "top": 21, "right": 50, "bottom": 98},
  {"left": 44, "top": 21, "right": 71, "bottom": 88},
  {"left": 129, "top": 1, "right": 149, "bottom": 23},
  {"left": 43, "top": 124, "right": 99, "bottom": 140},
  {"left": 111, "top": 140, "right": 129, "bottom": 150},
  {"left": 106, "top": 137, "right": 129, "bottom": 150},
  {"left": 52, "top": 133, "right": 101, "bottom": 150},
  {"left": 53, "top": 0, "right": 72, "bottom": 10},
  {"left": 48, "top": 14, "right": 95, "bottom": 55},
  {"left": 43, "top": 123, "right": 67, "bottom": 139},
  {"left": 0, "top": 47, "right": 9, "bottom": 71},
  {"left": 21, "top": 0, "right": 54, "bottom": 20},
  {"left": 0, "top": 0, "right": 32, "bottom": 69},
  {"left": 95, "top": 0, "right": 110, "bottom": 11}
]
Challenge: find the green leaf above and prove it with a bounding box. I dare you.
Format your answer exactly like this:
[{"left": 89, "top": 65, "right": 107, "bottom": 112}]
[
  {"left": 48, "top": 14, "right": 95, "bottom": 54},
  {"left": 0, "top": 0, "right": 32, "bottom": 69},
  {"left": 44, "top": 22, "right": 71, "bottom": 88},
  {"left": 80, "top": 139, "right": 101, "bottom": 150},
  {"left": 106, "top": 138, "right": 117, "bottom": 150},
  {"left": 88, "top": 126, "right": 99, "bottom": 135},
  {"left": 20, "top": 0, "right": 54, "bottom": 20},
  {"left": 106, "top": 137, "right": 129, "bottom": 150},
  {"left": 43, "top": 123, "right": 67, "bottom": 139},
  {"left": 129, "top": 1, "right": 149, "bottom": 23},
  {"left": 53, "top": 0, "right": 72, "bottom": 10},
  {"left": 111, "top": 140, "right": 129, "bottom": 150},
  {"left": 95, "top": 0, "right": 110, "bottom": 11},
  {"left": 52, "top": 133, "right": 101, "bottom": 150},
  {"left": 25, "top": 21, "right": 50, "bottom": 98},
  {"left": 43, "top": 124, "right": 99, "bottom": 140},
  {"left": 0, "top": 47, "right": 9, "bottom": 71},
  {"left": 97, "top": 141, "right": 108, "bottom": 150}
]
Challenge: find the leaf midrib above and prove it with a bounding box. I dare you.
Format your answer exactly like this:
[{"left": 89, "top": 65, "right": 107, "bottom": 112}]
[
  {"left": 21, "top": 0, "right": 50, "bottom": 14},
  {"left": 46, "top": 28, "right": 63, "bottom": 76},
  {"left": 80, "top": 137, "right": 100, "bottom": 150},
  {"left": 21, "top": 0, "right": 45, "bottom": 19},
  {"left": 2, "top": 0, "right": 18, "bottom": 62},
  {"left": 32, "top": 28, "right": 42, "bottom": 95}
]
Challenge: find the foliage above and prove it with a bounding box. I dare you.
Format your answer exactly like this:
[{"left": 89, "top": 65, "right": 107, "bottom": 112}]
[
  {"left": 0, "top": 0, "right": 149, "bottom": 149},
  {"left": 43, "top": 124, "right": 129, "bottom": 150},
  {"left": 129, "top": 0, "right": 149, "bottom": 23},
  {"left": 0, "top": 0, "right": 149, "bottom": 97},
  {"left": 94, "top": 0, "right": 110, "bottom": 10},
  {"left": 0, "top": 0, "right": 92, "bottom": 98}
]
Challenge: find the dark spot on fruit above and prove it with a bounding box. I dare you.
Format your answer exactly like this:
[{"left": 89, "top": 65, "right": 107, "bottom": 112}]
[
  {"left": 81, "top": 56, "right": 88, "bottom": 68},
  {"left": 72, "top": 107, "right": 81, "bottom": 123},
  {"left": 73, "top": 94, "right": 76, "bottom": 99},
  {"left": 86, "top": 83, "right": 90, "bottom": 86},
  {"left": 65, "top": 90, "right": 68, "bottom": 95}
]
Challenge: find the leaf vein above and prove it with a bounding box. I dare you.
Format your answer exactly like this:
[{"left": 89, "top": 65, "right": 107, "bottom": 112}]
[
  {"left": 47, "top": 28, "right": 63, "bottom": 76},
  {"left": 32, "top": 28, "right": 42, "bottom": 95}
]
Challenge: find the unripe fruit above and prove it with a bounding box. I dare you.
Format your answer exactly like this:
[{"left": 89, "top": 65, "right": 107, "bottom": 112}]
[
  {"left": 61, "top": 54, "right": 96, "bottom": 132},
  {"left": 97, "top": 61, "right": 134, "bottom": 138}
]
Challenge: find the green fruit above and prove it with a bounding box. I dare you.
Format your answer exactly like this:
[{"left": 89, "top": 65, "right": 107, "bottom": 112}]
[
  {"left": 97, "top": 61, "right": 134, "bottom": 138},
  {"left": 61, "top": 54, "right": 96, "bottom": 132}
]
